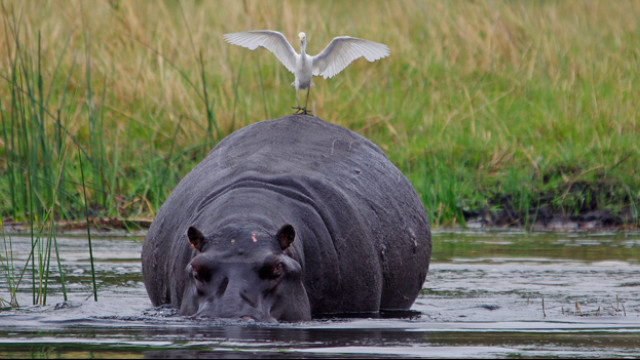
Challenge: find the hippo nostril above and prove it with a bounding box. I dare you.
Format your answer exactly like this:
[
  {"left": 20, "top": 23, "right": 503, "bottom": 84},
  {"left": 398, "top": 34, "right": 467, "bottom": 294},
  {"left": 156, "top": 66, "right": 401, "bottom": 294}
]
[
  {"left": 217, "top": 277, "right": 229, "bottom": 297},
  {"left": 240, "top": 291, "right": 257, "bottom": 308}
]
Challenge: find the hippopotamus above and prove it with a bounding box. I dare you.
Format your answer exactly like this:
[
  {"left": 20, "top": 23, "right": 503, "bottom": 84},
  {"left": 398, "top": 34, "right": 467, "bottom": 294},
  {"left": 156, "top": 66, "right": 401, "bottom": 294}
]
[{"left": 141, "top": 115, "right": 431, "bottom": 322}]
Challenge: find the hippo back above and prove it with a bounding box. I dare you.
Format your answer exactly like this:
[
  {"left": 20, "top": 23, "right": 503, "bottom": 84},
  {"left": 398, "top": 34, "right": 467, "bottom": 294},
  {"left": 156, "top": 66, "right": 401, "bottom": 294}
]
[{"left": 142, "top": 115, "right": 431, "bottom": 316}]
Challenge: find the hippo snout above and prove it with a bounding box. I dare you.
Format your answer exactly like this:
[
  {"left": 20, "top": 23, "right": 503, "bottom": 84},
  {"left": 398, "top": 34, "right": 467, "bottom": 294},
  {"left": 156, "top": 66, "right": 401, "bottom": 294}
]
[
  {"left": 193, "top": 279, "right": 275, "bottom": 322},
  {"left": 195, "top": 298, "right": 278, "bottom": 323},
  {"left": 195, "top": 307, "right": 277, "bottom": 323}
]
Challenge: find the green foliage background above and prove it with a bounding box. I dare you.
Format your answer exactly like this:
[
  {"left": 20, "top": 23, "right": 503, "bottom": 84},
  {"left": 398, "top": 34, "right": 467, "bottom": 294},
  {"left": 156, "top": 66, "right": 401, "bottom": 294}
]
[{"left": 1, "top": 0, "right": 639, "bottom": 228}]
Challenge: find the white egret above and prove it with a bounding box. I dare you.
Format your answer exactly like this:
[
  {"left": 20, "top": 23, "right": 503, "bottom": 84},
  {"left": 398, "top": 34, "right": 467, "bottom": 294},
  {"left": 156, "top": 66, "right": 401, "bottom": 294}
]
[{"left": 223, "top": 30, "right": 390, "bottom": 114}]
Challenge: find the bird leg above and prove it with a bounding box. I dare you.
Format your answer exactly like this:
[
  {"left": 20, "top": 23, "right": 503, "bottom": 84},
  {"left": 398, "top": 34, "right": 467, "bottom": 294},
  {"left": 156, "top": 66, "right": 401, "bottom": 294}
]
[
  {"left": 292, "top": 89, "right": 304, "bottom": 114},
  {"left": 302, "top": 87, "right": 311, "bottom": 115},
  {"left": 292, "top": 88, "right": 311, "bottom": 115}
]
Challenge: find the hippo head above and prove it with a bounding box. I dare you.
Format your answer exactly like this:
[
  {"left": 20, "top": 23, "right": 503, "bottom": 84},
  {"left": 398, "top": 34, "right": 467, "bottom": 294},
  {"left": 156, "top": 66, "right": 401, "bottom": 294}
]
[{"left": 179, "top": 224, "right": 311, "bottom": 322}]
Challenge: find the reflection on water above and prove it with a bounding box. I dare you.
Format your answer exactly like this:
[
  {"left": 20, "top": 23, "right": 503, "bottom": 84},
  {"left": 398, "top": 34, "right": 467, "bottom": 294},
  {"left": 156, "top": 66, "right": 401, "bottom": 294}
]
[{"left": 1, "top": 230, "right": 639, "bottom": 358}]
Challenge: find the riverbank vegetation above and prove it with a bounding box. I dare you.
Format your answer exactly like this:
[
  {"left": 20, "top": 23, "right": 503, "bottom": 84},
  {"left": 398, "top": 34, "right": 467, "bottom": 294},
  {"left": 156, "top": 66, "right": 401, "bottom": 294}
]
[{"left": 1, "top": 1, "right": 639, "bottom": 230}]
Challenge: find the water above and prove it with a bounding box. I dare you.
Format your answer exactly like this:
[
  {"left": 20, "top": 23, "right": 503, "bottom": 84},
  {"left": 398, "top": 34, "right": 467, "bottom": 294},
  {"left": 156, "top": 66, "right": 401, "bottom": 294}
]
[{"left": 1, "top": 230, "right": 639, "bottom": 358}]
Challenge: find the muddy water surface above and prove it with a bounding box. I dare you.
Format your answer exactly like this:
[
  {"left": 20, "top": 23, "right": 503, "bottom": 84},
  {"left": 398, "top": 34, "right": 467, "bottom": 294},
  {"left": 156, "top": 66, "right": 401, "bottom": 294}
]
[{"left": 1, "top": 230, "right": 639, "bottom": 358}]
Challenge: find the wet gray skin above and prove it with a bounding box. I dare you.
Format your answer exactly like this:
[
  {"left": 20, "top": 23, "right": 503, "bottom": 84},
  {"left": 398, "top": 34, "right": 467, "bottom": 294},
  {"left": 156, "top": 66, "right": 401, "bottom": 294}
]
[
  {"left": 141, "top": 116, "right": 431, "bottom": 322},
  {"left": 178, "top": 225, "right": 311, "bottom": 322}
]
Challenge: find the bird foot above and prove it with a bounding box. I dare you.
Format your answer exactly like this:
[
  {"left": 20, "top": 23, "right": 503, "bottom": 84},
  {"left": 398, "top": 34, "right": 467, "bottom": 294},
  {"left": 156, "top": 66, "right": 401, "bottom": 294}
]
[{"left": 292, "top": 106, "right": 311, "bottom": 115}]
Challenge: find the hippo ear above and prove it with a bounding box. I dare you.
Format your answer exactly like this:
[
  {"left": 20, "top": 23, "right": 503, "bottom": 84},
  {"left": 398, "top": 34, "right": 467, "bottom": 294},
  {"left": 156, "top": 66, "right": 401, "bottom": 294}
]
[
  {"left": 276, "top": 224, "right": 296, "bottom": 250},
  {"left": 187, "top": 226, "right": 206, "bottom": 252}
]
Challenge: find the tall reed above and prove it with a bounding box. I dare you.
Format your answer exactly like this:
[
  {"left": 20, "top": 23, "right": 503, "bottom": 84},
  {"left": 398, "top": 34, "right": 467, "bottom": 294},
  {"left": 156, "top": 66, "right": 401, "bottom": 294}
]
[
  {"left": 0, "top": 3, "right": 101, "bottom": 307},
  {"left": 78, "top": 148, "right": 97, "bottom": 302}
]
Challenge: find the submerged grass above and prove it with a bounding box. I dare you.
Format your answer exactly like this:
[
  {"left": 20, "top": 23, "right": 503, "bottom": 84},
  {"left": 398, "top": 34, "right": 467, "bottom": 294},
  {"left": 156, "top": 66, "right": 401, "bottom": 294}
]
[
  {"left": 0, "top": 213, "right": 70, "bottom": 308},
  {"left": 0, "top": 0, "right": 638, "bottom": 230}
]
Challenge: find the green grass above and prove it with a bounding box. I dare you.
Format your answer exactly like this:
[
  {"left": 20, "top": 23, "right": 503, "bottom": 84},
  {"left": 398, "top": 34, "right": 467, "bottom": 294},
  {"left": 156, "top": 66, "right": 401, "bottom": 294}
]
[{"left": 0, "top": 0, "right": 639, "bottom": 229}]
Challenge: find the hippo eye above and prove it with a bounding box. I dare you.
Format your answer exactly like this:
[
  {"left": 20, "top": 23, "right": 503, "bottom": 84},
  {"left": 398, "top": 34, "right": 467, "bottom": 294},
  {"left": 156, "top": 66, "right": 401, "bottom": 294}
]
[
  {"left": 192, "top": 266, "right": 212, "bottom": 283},
  {"left": 259, "top": 261, "right": 283, "bottom": 280},
  {"left": 190, "top": 255, "right": 215, "bottom": 283}
]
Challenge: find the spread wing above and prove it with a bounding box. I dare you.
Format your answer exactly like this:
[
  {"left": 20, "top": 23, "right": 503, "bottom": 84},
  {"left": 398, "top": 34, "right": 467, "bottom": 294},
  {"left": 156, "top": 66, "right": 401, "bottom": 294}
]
[
  {"left": 223, "top": 30, "right": 298, "bottom": 74},
  {"left": 311, "top": 37, "right": 390, "bottom": 79}
]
